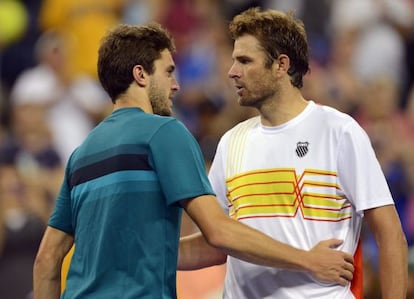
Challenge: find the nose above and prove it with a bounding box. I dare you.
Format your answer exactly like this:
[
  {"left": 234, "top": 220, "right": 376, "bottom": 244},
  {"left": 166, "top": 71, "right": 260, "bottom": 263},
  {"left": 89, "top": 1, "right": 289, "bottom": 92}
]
[
  {"left": 228, "top": 63, "right": 240, "bottom": 79},
  {"left": 172, "top": 77, "right": 180, "bottom": 92}
]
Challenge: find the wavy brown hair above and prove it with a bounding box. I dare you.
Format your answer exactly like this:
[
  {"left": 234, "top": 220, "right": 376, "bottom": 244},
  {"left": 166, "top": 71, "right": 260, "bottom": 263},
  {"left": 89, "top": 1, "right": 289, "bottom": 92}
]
[{"left": 229, "top": 7, "right": 309, "bottom": 88}]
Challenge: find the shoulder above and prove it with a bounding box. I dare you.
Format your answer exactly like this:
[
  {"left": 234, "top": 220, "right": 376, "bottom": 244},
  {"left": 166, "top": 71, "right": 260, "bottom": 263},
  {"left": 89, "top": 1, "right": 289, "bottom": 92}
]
[
  {"left": 130, "top": 113, "right": 190, "bottom": 137},
  {"left": 213, "top": 116, "right": 260, "bottom": 158},
  {"left": 310, "top": 102, "right": 360, "bottom": 132},
  {"left": 310, "top": 103, "right": 371, "bottom": 150},
  {"left": 312, "top": 102, "right": 354, "bottom": 124},
  {"left": 149, "top": 116, "right": 198, "bottom": 147},
  {"left": 222, "top": 116, "right": 261, "bottom": 140},
  {"left": 152, "top": 115, "right": 191, "bottom": 134}
]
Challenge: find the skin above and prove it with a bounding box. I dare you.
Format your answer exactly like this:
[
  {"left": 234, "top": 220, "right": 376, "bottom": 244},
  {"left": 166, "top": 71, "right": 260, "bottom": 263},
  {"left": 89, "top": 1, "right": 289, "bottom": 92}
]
[
  {"left": 147, "top": 50, "right": 179, "bottom": 116},
  {"left": 229, "top": 35, "right": 279, "bottom": 109},
  {"left": 33, "top": 227, "right": 74, "bottom": 298},
  {"left": 34, "top": 48, "right": 356, "bottom": 299},
  {"left": 364, "top": 205, "right": 408, "bottom": 299},
  {"left": 228, "top": 34, "right": 308, "bottom": 126},
  {"left": 226, "top": 33, "right": 408, "bottom": 298}
]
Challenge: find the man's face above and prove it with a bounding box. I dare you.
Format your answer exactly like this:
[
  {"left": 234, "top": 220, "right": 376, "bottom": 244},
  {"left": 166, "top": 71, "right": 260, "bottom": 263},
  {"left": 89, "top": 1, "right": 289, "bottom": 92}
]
[
  {"left": 228, "top": 34, "right": 278, "bottom": 107},
  {"left": 149, "top": 49, "right": 180, "bottom": 116}
]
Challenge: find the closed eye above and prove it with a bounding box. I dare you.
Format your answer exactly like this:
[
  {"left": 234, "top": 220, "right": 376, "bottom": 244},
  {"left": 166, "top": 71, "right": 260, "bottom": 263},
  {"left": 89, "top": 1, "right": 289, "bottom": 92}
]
[
  {"left": 236, "top": 56, "right": 252, "bottom": 64},
  {"left": 167, "top": 65, "right": 175, "bottom": 76}
]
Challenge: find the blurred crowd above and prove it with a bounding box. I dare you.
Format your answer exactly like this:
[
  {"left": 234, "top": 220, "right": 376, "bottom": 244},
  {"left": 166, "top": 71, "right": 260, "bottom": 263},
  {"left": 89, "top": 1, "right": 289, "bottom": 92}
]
[{"left": 1, "top": 0, "right": 414, "bottom": 298}]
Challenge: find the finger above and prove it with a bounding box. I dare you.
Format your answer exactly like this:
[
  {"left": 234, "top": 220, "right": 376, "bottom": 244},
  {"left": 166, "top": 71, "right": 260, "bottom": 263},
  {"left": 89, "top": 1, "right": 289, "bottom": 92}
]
[
  {"left": 343, "top": 253, "right": 354, "bottom": 264},
  {"left": 344, "top": 261, "right": 355, "bottom": 273},
  {"left": 340, "top": 269, "right": 354, "bottom": 282},
  {"left": 337, "top": 276, "right": 349, "bottom": 287}
]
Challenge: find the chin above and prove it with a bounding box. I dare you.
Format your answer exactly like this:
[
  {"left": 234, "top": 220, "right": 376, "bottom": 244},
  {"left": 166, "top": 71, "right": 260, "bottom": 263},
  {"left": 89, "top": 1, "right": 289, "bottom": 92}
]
[
  {"left": 161, "top": 109, "right": 173, "bottom": 117},
  {"left": 239, "top": 96, "right": 260, "bottom": 108},
  {"left": 152, "top": 106, "right": 171, "bottom": 116},
  {"left": 238, "top": 98, "right": 251, "bottom": 107}
]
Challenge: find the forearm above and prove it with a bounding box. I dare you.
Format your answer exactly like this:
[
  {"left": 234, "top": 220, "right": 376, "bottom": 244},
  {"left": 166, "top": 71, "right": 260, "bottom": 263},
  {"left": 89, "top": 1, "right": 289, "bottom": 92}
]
[
  {"left": 178, "top": 232, "right": 227, "bottom": 270},
  {"left": 182, "top": 195, "right": 352, "bottom": 285},
  {"left": 182, "top": 196, "right": 310, "bottom": 271},
  {"left": 205, "top": 215, "right": 354, "bottom": 287},
  {"left": 210, "top": 216, "right": 310, "bottom": 271},
  {"left": 33, "top": 226, "right": 74, "bottom": 299},
  {"left": 364, "top": 205, "right": 408, "bottom": 298},
  {"left": 179, "top": 218, "right": 309, "bottom": 271},
  {"left": 33, "top": 258, "right": 62, "bottom": 299},
  {"left": 377, "top": 231, "right": 408, "bottom": 299}
]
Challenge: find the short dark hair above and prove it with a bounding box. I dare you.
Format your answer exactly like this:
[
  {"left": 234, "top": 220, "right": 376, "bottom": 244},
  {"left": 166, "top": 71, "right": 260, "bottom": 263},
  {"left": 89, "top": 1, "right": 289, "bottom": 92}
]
[
  {"left": 97, "top": 23, "right": 176, "bottom": 103},
  {"left": 229, "top": 7, "right": 309, "bottom": 88}
]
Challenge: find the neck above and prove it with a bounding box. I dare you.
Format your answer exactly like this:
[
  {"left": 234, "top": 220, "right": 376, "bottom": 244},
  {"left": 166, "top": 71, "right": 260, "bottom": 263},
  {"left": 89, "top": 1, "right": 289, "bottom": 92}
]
[
  {"left": 259, "top": 88, "right": 308, "bottom": 127},
  {"left": 113, "top": 84, "right": 153, "bottom": 114}
]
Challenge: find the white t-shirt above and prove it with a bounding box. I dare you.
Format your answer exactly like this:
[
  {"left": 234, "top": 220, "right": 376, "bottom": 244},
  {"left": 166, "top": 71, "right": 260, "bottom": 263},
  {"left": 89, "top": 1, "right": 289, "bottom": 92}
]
[{"left": 208, "top": 101, "right": 394, "bottom": 299}]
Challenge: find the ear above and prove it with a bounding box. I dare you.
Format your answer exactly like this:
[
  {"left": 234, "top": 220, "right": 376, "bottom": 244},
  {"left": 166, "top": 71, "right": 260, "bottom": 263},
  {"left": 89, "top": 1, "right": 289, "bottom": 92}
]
[
  {"left": 274, "top": 54, "right": 290, "bottom": 73},
  {"left": 132, "top": 65, "right": 147, "bottom": 87}
]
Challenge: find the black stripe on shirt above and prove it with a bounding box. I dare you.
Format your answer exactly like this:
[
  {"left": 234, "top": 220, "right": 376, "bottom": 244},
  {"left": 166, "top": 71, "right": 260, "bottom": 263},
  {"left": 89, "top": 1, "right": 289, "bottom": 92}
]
[{"left": 69, "top": 154, "right": 152, "bottom": 189}]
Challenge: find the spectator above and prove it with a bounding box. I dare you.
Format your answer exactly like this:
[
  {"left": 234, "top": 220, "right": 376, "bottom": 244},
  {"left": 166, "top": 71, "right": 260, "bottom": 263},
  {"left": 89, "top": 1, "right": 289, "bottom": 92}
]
[{"left": 10, "top": 30, "right": 110, "bottom": 163}]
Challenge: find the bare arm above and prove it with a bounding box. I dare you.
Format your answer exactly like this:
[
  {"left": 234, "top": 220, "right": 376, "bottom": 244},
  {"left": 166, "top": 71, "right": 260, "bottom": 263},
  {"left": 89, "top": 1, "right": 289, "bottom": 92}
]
[
  {"left": 178, "top": 231, "right": 227, "bottom": 270},
  {"left": 364, "top": 205, "right": 408, "bottom": 299},
  {"left": 179, "top": 195, "right": 354, "bottom": 285},
  {"left": 33, "top": 226, "right": 74, "bottom": 299}
]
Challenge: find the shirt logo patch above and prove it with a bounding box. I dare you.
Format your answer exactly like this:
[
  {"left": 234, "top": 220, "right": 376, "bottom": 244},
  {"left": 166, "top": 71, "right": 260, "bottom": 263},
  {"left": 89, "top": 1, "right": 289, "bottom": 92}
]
[{"left": 296, "top": 142, "right": 309, "bottom": 157}]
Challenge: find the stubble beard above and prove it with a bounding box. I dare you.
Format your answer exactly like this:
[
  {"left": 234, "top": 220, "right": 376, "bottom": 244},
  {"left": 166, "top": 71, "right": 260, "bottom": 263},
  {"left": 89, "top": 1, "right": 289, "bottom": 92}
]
[
  {"left": 149, "top": 80, "right": 172, "bottom": 116},
  {"left": 238, "top": 87, "right": 275, "bottom": 109}
]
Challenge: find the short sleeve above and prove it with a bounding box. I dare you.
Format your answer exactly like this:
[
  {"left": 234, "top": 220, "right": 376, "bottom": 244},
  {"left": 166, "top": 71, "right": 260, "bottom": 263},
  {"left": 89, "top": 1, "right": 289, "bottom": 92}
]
[
  {"left": 48, "top": 164, "right": 74, "bottom": 234},
  {"left": 149, "top": 119, "right": 214, "bottom": 205},
  {"left": 337, "top": 120, "right": 394, "bottom": 213}
]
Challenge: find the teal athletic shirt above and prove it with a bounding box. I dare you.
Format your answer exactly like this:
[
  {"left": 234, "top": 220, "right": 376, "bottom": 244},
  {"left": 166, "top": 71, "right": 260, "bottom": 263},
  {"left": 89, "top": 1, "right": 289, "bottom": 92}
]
[{"left": 48, "top": 107, "right": 215, "bottom": 299}]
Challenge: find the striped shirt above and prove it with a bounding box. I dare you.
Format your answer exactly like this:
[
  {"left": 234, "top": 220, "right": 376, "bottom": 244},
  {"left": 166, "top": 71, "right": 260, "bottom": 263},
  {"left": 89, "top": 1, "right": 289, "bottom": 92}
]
[{"left": 49, "top": 107, "right": 214, "bottom": 299}]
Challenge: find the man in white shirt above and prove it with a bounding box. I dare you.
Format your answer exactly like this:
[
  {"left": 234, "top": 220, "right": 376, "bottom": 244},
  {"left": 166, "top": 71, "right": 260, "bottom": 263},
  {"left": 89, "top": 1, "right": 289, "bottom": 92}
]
[{"left": 207, "top": 7, "right": 407, "bottom": 299}]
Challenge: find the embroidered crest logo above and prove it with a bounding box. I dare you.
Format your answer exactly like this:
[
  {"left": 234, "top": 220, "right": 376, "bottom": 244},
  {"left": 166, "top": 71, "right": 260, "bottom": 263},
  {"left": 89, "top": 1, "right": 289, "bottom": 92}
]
[{"left": 295, "top": 142, "right": 309, "bottom": 157}]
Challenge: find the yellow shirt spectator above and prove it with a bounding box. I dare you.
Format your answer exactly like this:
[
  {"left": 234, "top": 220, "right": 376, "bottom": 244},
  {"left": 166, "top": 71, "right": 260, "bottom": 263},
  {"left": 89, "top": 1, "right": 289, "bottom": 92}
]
[{"left": 39, "top": 0, "right": 123, "bottom": 80}]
